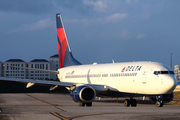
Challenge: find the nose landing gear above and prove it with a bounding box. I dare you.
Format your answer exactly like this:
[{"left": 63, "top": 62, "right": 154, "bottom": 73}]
[{"left": 156, "top": 100, "right": 164, "bottom": 107}]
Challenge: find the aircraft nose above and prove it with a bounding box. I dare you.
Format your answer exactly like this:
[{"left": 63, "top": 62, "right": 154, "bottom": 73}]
[{"left": 165, "top": 76, "right": 177, "bottom": 93}]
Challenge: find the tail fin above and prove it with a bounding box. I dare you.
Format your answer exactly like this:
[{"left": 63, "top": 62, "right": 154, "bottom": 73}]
[{"left": 56, "top": 13, "right": 81, "bottom": 68}]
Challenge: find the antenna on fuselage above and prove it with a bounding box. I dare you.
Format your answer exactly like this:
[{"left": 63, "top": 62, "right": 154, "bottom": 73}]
[{"left": 112, "top": 59, "right": 114, "bottom": 63}]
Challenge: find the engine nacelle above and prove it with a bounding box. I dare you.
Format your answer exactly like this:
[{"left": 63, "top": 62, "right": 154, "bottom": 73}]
[
  {"left": 70, "top": 85, "right": 96, "bottom": 103},
  {"left": 149, "top": 92, "right": 174, "bottom": 103},
  {"left": 162, "top": 93, "right": 174, "bottom": 103}
]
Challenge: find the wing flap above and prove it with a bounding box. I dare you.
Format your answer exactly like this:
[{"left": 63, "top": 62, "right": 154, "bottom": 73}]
[{"left": 0, "top": 77, "right": 115, "bottom": 93}]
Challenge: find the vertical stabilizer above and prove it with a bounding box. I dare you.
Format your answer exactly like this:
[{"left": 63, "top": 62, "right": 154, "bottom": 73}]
[{"left": 56, "top": 13, "right": 81, "bottom": 68}]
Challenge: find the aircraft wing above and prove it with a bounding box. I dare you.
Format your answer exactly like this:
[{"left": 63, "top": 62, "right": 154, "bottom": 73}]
[
  {"left": 0, "top": 77, "right": 73, "bottom": 87},
  {"left": 0, "top": 77, "right": 112, "bottom": 92}
]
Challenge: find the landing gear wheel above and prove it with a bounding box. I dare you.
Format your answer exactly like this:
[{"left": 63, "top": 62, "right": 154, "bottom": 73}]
[
  {"left": 79, "top": 102, "right": 85, "bottom": 107},
  {"left": 86, "top": 102, "right": 92, "bottom": 107},
  {"left": 124, "top": 99, "right": 130, "bottom": 107},
  {"left": 156, "top": 100, "right": 164, "bottom": 107},
  {"left": 130, "top": 99, "right": 137, "bottom": 107}
]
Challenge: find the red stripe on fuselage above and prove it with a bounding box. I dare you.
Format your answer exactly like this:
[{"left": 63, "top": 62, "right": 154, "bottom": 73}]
[{"left": 57, "top": 28, "right": 68, "bottom": 68}]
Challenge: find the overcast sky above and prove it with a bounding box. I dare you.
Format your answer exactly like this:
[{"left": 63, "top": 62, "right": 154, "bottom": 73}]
[{"left": 0, "top": 0, "right": 180, "bottom": 68}]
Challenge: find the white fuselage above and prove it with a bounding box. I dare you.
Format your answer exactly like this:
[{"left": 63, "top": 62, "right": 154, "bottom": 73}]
[{"left": 58, "top": 61, "right": 177, "bottom": 95}]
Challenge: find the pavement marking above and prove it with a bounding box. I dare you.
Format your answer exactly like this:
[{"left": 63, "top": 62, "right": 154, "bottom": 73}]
[
  {"left": 25, "top": 94, "right": 60, "bottom": 107},
  {"left": 55, "top": 106, "right": 67, "bottom": 112},
  {"left": 50, "top": 112, "right": 69, "bottom": 120},
  {"left": 50, "top": 112, "right": 126, "bottom": 120}
]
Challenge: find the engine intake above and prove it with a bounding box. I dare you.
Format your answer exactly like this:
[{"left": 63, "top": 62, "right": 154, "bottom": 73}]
[
  {"left": 70, "top": 85, "right": 96, "bottom": 103},
  {"left": 162, "top": 93, "right": 174, "bottom": 103}
]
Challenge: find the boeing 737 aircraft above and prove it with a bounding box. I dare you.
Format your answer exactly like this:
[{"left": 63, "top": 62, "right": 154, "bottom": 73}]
[{"left": 0, "top": 13, "right": 178, "bottom": 107}]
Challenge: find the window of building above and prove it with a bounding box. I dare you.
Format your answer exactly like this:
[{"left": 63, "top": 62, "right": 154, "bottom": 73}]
[
  {"left": 40, "top": 64, "right": 42, "bottom": 69},
  {"left": 7, "top": 64, "right": 9, "bottom": 70},
  {"left": 46, "top": 64, "right": 48, "bottom": 70},
  {"left": 21, "top": 64, "right": 23, "bottom": 70}
]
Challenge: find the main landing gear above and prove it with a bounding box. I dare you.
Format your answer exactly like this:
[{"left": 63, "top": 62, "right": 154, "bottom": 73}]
[
  {"left": 124, "top": 98, "right": 164, "bottom": 107},
  {"left": 124, "top": 98, "right": 137, "bottom": 107},
  {"left": 79, "top": 102, "right": 92, "bottom": 107}
]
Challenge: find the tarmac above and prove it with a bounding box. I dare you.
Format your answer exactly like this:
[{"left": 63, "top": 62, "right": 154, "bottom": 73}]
[{"left": 0, "top": 93, "right": 180, "bottom": 120}]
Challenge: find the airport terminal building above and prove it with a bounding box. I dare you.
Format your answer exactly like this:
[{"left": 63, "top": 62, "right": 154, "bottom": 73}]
[
  {"left": 174, "top": 65, "right": 180, "bottom": 80},
  {"left": 0, "top": 54, "right": 59, "bottom": 80}
]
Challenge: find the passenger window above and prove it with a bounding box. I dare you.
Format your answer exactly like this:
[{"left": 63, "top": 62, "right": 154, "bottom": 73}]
[{"left": 169, "top": 71, "right": 175, "bottom": 74}]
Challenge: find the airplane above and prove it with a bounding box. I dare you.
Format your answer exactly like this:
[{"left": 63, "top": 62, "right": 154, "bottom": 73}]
[{"left": 0, "top": 13, "right": 178, "bottom": 107}]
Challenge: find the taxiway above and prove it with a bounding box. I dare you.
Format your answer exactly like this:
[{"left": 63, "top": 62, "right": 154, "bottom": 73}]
[{"left": 0, "top": 93, "right": 180, "bottom": 120}]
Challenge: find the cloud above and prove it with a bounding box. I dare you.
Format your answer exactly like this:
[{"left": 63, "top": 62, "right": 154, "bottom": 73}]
[
  {"left": 106, "top": 13, "right": 128, "bottom": 23},
  {"left": 137, "top": 34, "right": 146, "bottom": 39},
  {"left": 9, "top": 19, "right": 54, "bottom": 33},
  {"left": 0, "top": 0, "right": 54, "bottom": 14},
  {"left": 122, "top": 31, "right": 128, "bottom": 38},
  {"left": 126, "top": 0, "right": 139, "bottom": 3},
  {"left": 65, "top": 13, "right": 128, "bottom": 25},
  {"left": 83, "top": 0, "right": 107, "bottom": 12}
]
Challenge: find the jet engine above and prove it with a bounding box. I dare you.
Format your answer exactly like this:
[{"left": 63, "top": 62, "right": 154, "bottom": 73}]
[
  {"left": 149, "top": 92, "right": 174, "bottom": 103},
  {"left": 70, "top": 85, "right": 96, "bottom": 103}
]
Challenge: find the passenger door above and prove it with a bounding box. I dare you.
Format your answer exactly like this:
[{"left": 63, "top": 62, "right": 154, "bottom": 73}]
[{"left": 142, "top": 68, "right": 149, "bottom": 84}]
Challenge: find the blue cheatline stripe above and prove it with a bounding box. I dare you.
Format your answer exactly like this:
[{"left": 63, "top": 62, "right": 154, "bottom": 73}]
[{"left": 57, "top": 37, "right": 63, "bottom": 68}]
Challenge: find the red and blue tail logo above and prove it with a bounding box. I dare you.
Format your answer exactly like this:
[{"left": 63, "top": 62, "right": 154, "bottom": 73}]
[{"left": 56, "top": 13, "right": 81, "bottom": 68}]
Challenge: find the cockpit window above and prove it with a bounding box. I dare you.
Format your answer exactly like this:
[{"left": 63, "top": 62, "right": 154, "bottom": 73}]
[
  {"left": 153, "top": 71, "right": 174, "bottom": 75},
  {"left": 161, "top": 71, "right": 169, "bottom": 74},
  {"left": 154, "top": 71, "right": 158, "bottom": 75}
]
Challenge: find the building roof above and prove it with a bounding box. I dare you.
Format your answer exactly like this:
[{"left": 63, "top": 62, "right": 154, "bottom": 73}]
[
  {"left": 30, "top": 59, "right": 49, "bottom": 62},
  {"left": 5, "top": 59, "right": 25, "bottom": 62},
  {"left": 50, "top": 54, "right": 59, "bottom": 58}
]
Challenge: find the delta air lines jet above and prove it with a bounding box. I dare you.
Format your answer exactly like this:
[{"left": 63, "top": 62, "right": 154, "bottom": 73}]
[{"left": 0, "top": 13, "right": 178, "bottom": 107}]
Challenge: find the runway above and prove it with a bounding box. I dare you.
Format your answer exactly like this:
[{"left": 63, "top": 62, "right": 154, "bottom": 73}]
[{"left": 0, "top": 93, "right": 180, "bottom": 120}]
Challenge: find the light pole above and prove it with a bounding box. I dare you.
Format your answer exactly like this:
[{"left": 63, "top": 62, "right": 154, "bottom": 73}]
[{"left": 171, "top": 53, "right": 173, "bottom": 69}]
